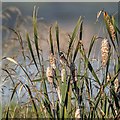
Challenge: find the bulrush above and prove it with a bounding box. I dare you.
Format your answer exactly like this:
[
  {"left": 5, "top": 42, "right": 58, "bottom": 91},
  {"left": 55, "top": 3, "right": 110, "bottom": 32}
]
[
  {"left": 75, "top": 108, "right": 80, "bottom": 119},
  {"left": 104, "top": 12, "right": 115, "bottom": 41},
  {"left": 49, "top": 53, "right": 56, "bottom": 70},
  {"left": 109, "top": 21, "right": 116, "bottom": 41},
  {"left": 46, "top": 67, "right": 54, "bottom": 83},
  {"left": 61, "top": 68, "right": 66, "bottom": 82},
  {"left": 107, "top": 73, "right": 111, "bottom": 82},
  {"left": 70, "top": 63, "right": 78, "bottom": 83},
  {"left": 114, "top": 78, "right": 119, "bottom": 92},
  {"left": 101, "top": 38, "right": 110, "bottom": 67}
]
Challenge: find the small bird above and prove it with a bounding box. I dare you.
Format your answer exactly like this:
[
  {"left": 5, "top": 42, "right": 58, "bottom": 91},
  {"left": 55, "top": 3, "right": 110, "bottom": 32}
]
[{"left": 59, "top": 51, "right": 69, "bottom": 67}]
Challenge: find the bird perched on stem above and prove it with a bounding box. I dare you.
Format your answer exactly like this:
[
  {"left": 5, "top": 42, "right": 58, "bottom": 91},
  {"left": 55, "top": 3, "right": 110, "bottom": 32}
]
[{"left": 59, "top": 51, "right": 69, "bottom": 67}]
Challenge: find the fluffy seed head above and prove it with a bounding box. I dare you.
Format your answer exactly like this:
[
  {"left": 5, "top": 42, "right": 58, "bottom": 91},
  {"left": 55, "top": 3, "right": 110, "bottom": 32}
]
[
  {"left": 49, "top": 53, "right": 56, "bottom": 69},
  {"left": 101, "top": 38, "right": 110, "bottom": 67},
  {"left": 46, "top": 67, "right": 54, "bottom": 83},
  {"left": 114, "top": 78, "right": 119, "bottom": 92},
  {"left": 107, "top": 73, "right": 111, "bottom": 82},
  {"left": 109, "top": 22, "right": 116, "bottom": 41},
  {"left": 75, "top": 108, "right": 80, "bottom": 118},
  {"left": 103, "top": 12, "right": 115, "bottom": 41},
  {"left": 70, "top": 63, "right": 78, "bottom": 83},
  {"left": 99, "top": 108, "right": 105, "bottom": 117},
  {"left": 61, "top": 68, "right": 66, "bottom": 82}
]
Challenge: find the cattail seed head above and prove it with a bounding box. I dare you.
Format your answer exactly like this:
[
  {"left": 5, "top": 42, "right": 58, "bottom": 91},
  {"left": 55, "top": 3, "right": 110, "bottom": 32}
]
[
  {"left": 99, "top": 108, "right": 105, "bottom": 117},
  {"left": 46, "top": 67, "right": 54, "bottom": 83},
  {"left": 109, "top": 22, "right": 116, "bottom": 41},
  {"left": 114, "top": 78, "right": 119, "bottom": 92},
  {"left": 107, "top": 73, "right": 111, "bottom": 82},
  {"left": 101, "top": 38, "right": 110, "bottom": 67},
  {"left": 61, "top": 68, "right": 66, "bottom": 82},
  {"left": 75, "top": 108, "right": 80, "bottom": 119},
  {"left": 100, "top": 85, "right": 104, "bottom": 98},
  {"left": 49, "top": 53, "right": 56, "bottom": 70},
  {"left": 103, "top": 12, "right": 115, "bottom": 41},
  {"left": 70, "top": 63, "right": 78, "bottom": 83}
]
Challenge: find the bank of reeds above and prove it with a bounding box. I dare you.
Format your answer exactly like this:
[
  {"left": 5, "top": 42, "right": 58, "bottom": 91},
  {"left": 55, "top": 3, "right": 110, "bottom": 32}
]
[{"left": 2, "top": 8, "right": 120, "bottom": 119}]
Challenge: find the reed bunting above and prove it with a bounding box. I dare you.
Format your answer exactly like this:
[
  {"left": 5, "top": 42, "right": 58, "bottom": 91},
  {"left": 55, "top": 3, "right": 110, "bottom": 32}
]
[{"left": 59, "top": 51, "right": 69, "bottom": 67}]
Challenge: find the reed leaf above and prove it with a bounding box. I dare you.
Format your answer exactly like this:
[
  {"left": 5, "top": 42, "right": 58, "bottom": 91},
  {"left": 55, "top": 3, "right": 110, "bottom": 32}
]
[
  {"left": 79, "top": 21, "right": 83, "bottom": 40},
  {"left": 49, "top": 26, "right": 54, "bottom": 54},
  {"left": 108, "top": 98, "right": 116, "bottom": 117},
  {"left": 25, "top": 84, "right": 39, "bottom": 118},
  {"left": 26, "top": 33, "right": 39, "bottom": 72},
  {"left": 110, "top": 88, "right": 120, "bottom": 110},
  {"left": 67, "top": 17, "right": 81, "bottom": 58},
  {"left": 72, "top": 41, "right": 80, "bottom": 63},
  {"left": 42, "top": 98, "right": 53, "bottom": 118},
  {"left": 88, "top": 36, "right": 97, "bottom": 58},
  {"left": 10, "top": 82, "right": 20, "bottom": 101},
  {"left": 55, "top": 22, "right": 60, "bottom": 54},
  {"left": 33, "top": 7, "right": 41, "bottom": 67},
  {"left": 7, "top": 27, "right": 26, "bottom": 60},
  {"left": 79, "top": 45, "right": 101, "bottom": 85},
  {"left": 60, "top": 76, "right": 71, "bottom": 118},
  {"left": 104, "top": 68, "right": 120, "bottom": 88}
]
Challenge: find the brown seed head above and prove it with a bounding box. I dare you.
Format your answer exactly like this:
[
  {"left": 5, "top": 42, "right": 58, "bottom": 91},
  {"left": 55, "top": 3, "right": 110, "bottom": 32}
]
[
  {"left": 61, "top": 68, "right": 66, "bottom": 82},
  {"left": 46, "top": 67, "right": 54, "bottom": 83},
  {"left": 49, "top": 53, "right": 56, "bottom": 69},
  {"left": 103, "top": 12, "right": 115, "bottom": 41},
  {"left": 101, "top": 38, "right": 110, "bottom": 67},
  {"left": 75, "top": 108, "right": 80, "bottom": 119},
  {"left": 114, "top": 78, "right": 119, "bottom": 92},
  {"left": 109, "top": 22, "right": 115, "bottom": 41}
]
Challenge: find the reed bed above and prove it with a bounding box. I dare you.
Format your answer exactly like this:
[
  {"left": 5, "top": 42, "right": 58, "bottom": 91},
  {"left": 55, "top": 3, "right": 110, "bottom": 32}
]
[{"left": 1, "top": 8, "right": 120, "bottom": 119}]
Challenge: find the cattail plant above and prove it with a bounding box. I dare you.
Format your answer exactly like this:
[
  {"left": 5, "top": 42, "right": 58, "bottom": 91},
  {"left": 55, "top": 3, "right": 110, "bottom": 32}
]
[
  {"left": 49, "top": 53, "right": 56, "bottom": 70},
  {"left": 98, "top": 107, "right": 105, "bottom": 117},
  {"left": 107, "top": 73, "right": 111, "bottom": 82},
  {"left": 70, "top": 63, "right": 78, "bottom": 83},
  {"left": 114, "top": 78, "right": 119, "bottom": 92},
  {"left": 75, "top": 108, "right": 80, "bottom": 119},
  {"left": 103, "top": 12, "right": 116, "bottom": 41},
  {"left": 61, "top": 68, "right": 66, "bottom": 83},
  {"left": 46, "top": 67, "right": 54, "bottom": 83},
  {"left": 101, "top": 38, "right": 110, "bottom": 67},
  {"left": 100, "top": 85, "right": 104, "bottom": 98}
]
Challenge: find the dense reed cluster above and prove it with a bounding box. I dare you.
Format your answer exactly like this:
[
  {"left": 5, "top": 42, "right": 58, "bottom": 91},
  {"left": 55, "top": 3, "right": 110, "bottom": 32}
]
[{"left": 2, "top": 8, "right": 120, "bottom": 119}]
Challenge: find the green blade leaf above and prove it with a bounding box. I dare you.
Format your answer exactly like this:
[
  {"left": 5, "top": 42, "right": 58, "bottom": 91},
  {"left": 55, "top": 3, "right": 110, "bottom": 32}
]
[
  {"left": 55, "top": 22, "right": 60, "bottom": 53},
  {"left": 49, "top": 26, "right": 54, "bottom": 54},
  {"left": 25, "top": 84, "right": 39, "bottom": 118},
  {"left": 26, "top": 33, "right": 39, "bottom": 72},
  {"left": 72, "top": 41, "right": 80, "bottom": 63},
  {"left": 33, "top": 6, "right": 41, "bottom": 66},
  {"left": 88, "top": 36, "right": 97, "bottom": 58},
  {"left": 67, "top": 17, "right": 82, "bottom": 59}
]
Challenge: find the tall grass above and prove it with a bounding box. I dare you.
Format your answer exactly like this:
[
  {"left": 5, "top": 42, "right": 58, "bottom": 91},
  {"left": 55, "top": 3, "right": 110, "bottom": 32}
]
[{"left": 2, "top": 8, "right": 120, "bottom": 119}]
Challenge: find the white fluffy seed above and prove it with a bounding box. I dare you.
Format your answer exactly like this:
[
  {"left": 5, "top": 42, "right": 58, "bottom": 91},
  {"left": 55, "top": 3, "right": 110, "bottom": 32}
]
[
  {"left": 46, "top": 67, "right": 54, "bottom": 83},
  {"left": 75, "top": 108, "right": 80, "bottom": 118},
  {"left": 101, "top": 38, "right": 110, "bottom": 67}
]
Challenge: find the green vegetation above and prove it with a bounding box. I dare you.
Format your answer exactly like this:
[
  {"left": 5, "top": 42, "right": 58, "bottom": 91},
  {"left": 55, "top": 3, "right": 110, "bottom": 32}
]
[{"left": 2, "top": 8, "right": 120, "bottom": 119}]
